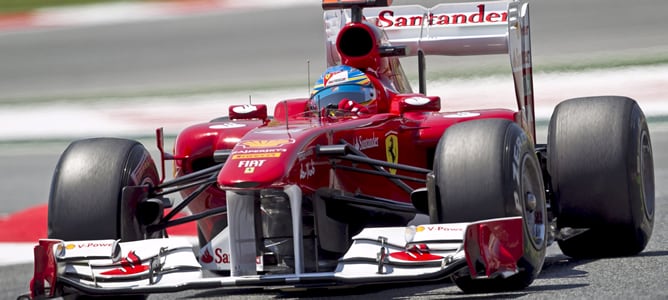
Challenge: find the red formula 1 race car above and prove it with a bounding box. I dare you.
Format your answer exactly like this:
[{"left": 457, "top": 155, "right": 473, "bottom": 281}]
[{"left": 23, "top": 0, "right": 655, "bottom": 299}]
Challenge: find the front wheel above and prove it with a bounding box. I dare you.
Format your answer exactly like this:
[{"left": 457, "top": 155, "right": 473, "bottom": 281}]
[
  {"left": 48, "top": 138, "right": 160, "bottom": 241},
  {"left": 432, "top": 119, "right": 547, "bottom": 292}
]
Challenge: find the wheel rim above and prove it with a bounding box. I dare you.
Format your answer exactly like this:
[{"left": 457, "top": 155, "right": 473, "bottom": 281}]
[
  {"left": 640, "top": 131, "right": 655, "bottom": 218},
  {"left": 522, "top": 154, "right": 546, "bottom": 249}
]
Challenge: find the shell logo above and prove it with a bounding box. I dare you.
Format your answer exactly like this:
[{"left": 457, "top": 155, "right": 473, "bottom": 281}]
[
  {"left": 65, "top": 244, "right": 76, "bottom": 250},
  {"left": 240, "top": 139, "right": 294, "bottom": 148},
  {"left": 416, "top": 226, "right": 425, "bottom": 232}
]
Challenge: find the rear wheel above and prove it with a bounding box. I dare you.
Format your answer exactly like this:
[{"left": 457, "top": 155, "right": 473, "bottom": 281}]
[
  {"left": 548, "top": 96, "right": 654, "bottom": 258},
  {"left": 432, "top": 119, "right": 547, "bottom": 292},
  {"left": 48, "top": 138, "right": 160, "bottom": 241}
]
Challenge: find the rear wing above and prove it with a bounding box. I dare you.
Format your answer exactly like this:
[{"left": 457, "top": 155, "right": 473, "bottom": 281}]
[
  {"left": 324, "top": 0, "right": 528, "bottom": 59},
  {"left": 323, "top": 0, "right": 536, "bottom": 140}
]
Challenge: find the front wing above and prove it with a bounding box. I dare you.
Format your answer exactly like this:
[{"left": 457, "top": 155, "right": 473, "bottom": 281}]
[{"left": 26, "top": 217, "right": 523, "bottom": 299}]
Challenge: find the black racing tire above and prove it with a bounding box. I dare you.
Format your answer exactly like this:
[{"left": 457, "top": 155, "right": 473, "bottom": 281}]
[
  {"left": 48, "top": 138, "right": 160, "bottom": 241},
  {"left": 432, "top": 119, "right": 547, "bottom": 293},
  {"left": 548, "top": 96, "right": 654, "bottom": 259}
]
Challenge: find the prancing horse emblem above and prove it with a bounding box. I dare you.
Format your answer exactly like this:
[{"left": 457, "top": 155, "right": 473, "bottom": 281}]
[{"left": 385, "top": 134, "right": 398, "bottom": 174}]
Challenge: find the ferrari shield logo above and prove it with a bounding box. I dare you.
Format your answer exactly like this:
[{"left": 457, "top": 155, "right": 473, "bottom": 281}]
[{"left": 385, "top": 134, "right": 398, "bottom": 174}]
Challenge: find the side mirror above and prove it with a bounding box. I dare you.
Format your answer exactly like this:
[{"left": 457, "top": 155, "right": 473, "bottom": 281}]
[
  {"left": 228, "top": 104, "right": 268, "bottom": 121},
  {"left": 394, "top": 95, "right": 441, "bottom": 114}
]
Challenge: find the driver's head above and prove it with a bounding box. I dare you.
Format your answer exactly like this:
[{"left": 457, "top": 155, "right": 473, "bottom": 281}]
[{"left": 310, "top": 65, "right": 378, "bottom": 113}]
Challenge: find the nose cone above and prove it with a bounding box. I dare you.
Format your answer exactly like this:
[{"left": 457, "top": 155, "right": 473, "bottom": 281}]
[
  {"left": 217, "top": 138, "right": 295, "bottom": 189},
  {"left": 216, "top": 121, "right": 322, "bottom": 189}
]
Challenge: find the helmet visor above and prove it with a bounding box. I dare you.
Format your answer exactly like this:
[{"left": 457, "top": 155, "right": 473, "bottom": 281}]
[{"left": 310, "top": 84, "right": 375, "bottom": 111}]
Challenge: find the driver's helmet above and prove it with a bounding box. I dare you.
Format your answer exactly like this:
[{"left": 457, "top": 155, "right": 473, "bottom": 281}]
[{"left": 310, "top": 65, "right": 377, "bottom": 113}]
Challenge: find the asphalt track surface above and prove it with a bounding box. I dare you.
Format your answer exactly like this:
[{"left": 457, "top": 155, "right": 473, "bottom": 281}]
[
  {"left": 1, "top": 0, "right": 668, "bottom": 299},
  {"left": 2, "top": 124, "right": 668, "bottom": 300}
]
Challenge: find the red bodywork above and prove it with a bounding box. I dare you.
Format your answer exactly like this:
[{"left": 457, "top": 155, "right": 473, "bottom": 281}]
[
  {"left": 464, "top": 217, "right": 524, "bottom": 278},
  {"left": 30, "top": 240, "right": 61, "bottom": 299},
  {"left": 27, "top": 2, "right": 539, "bottom": 297},
  {"left": 170, "top": 5, "right": 531, "bottom": 246},
  {"left": 175, "top": 104, "right": 518, "bottom": 242}
]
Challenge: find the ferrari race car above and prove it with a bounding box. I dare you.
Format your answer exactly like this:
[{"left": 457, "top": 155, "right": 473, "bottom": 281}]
[{"left": 23, "top": 0, "right": 655, "bottom": 299}]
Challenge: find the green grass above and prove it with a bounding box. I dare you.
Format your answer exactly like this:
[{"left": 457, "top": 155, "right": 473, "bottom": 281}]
[{"left": 0, "top": 0, "right": 148, "bottom": 13}]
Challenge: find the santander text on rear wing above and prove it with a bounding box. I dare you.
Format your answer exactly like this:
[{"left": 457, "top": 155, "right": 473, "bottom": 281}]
[
  {"left": 324, "top": 0, "right": 528, "bottom": 59},
  {"left": 324, "top": 0, "right": 536, "bottom": 140}
]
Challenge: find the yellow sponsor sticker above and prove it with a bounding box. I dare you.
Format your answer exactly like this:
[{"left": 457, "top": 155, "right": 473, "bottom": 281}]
[
  {"left": 385, "top": 134, "right": 399, "bottom": 174},
  {"left": 240, "top": 139, "right": 294, "bottom": 148},
  {"left": 232, "top": 153, "right": 281, "bottom": 159}
]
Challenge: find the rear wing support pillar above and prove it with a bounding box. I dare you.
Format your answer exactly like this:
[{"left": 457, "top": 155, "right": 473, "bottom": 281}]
[{"left": 507, "top": 1, "right": 536, "bottom": 142}]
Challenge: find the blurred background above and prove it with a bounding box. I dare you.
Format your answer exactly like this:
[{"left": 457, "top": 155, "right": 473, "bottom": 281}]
[{"left": 0, "top": 0, "right": 667, "bottom": 227}]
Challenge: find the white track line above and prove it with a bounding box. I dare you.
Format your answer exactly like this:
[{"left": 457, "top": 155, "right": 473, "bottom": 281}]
[{"left": 0, "top": 65, "right": 666, "bottom": 141}]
